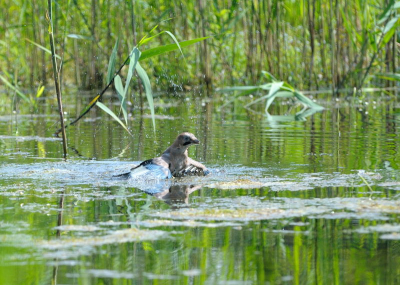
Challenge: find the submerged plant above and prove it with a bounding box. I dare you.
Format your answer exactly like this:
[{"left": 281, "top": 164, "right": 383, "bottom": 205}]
[{"left": 218, "top": 71, "right": 324, "bottom": 119}]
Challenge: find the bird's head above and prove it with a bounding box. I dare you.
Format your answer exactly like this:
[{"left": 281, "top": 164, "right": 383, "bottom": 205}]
[{"left": 174, "top": 132, "right": 200, "bottom": 149}]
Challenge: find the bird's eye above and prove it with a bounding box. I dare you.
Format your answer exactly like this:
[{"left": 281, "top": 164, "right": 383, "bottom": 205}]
[{"left": 182, "top": 136, "right": 192, "bottom": 145}]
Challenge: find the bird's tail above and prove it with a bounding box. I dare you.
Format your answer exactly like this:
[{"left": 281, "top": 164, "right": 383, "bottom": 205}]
[{"left": 112, "top": 172, "right": 131, "bottom": 180}]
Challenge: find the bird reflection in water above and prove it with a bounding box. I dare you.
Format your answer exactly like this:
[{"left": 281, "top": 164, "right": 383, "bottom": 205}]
[
  {"left": 135, "top": 180, "right": 201, "bottom": 206},
  {"left": 154, "top": 184, "right": 202, "bottom": 205}
]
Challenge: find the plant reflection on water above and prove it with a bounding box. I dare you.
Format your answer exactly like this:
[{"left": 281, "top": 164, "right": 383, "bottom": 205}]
[{"left": 1, "top": 94, "right": 400, "bottom": 284}]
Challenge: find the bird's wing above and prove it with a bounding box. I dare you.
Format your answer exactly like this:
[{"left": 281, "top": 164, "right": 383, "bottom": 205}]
[
  {"left": 113, "top": 157, "right": 171, "bottom": 180},
  {"left": 130, "top": 158, "right": 172, "bottom": 179}
]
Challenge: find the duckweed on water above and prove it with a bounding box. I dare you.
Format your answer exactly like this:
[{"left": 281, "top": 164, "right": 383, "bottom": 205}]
[
  {"left": 150, "top": 197, "right": 400, "bottom": 222},
  {"left": 40, "top": 228, "right": 167, "bottom": 250},
  {"left": 206, "top": 179, "right": 265, "bottom": 189}
]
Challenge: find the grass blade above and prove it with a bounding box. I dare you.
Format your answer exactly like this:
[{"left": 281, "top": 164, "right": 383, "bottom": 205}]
[
  {"left": 114, "top": 75, "right": 127, "bottom": 124},
  {"left": 379, "top": 2, "right": 400, "bottom": 24},
  {"left": 66, "top": 34, "right": 93, "bottom": 40},
  {"left": 261, "top": 71, "right": 278, "bottom": 82},
  {"left": 138, "top": 31, "right": 164, "bottom": 46},
  {"left": 135, "top": 62, "right": 155, "bottom": 132},
  {"left": 266, "top": 82, "right": 284, "bottom": 97},
  {"left": 294, "top": 91, "right": 324, "bottom": 110},
  {"left": 139, "top": 31, "right": 185, "bottom": 60},
  {"left": 381, "top": 16, "right": 400, "bottom": 45},
  {"left": 114, "top": 75, "right": 124, "bottom": 97},
  {"left": 245, "top": 82, "right": 283, "bottom": 108},
  {"left": 106, "top": 38, "right": 119, "bottom": 85},
  {"left": 218, "top": 86, "right": 260, "bottom": 92},
  {"left": 36, "top": 85, "right": 45, "bottom": 98},
  {"left": 25, "top": 38, "right": 61, "bottom": 59},
  {"left": 96, "top": 102, "right": 131, "bottom": 135},
  {"left": 125, "top": 47, "right": 140, "bottom": 94},
  {"left": 138, "top": 24, "right": 159, "bottom": 46},
  {"left": 0, "top": 75, "right": 30, "bottom": 103},
  {"left": 376, "top": 73, "right": 400, "bottom": 81},
  {"left": 119, "top": 47, "right": 140, "bottom": 124},
  {"left": 164, "top": 31, "right": 184, "bottom": 58}
]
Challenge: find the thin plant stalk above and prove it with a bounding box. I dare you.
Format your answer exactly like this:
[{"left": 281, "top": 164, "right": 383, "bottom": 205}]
[
  {"left": 47, "top": 0, "right": 68, "bottom": 159},
  {"left": 54, "top": 53, "right": 131, "bottom": 136}
]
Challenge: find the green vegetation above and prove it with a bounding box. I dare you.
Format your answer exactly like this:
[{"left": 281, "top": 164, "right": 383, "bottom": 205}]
[
  {"left": 1, "top": 2, "right": 400, "bottom": 283},
  {"left": 1, "top": 0, "right": 399, "bottom": 95},
  {"left": 218, "top": 71, "right": 324, "bottom": 120},
  {"left": 56, "top": 28, "right": 207, "bottom": 136},
  {"left": 47, "top": 0, "right": 68, "bottom": 158},
  {"left": 1, "top": 0, "right": 399, "bottom": 150}
]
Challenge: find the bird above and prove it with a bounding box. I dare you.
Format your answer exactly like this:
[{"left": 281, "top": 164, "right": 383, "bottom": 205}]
[{"left": 113, "top": 132, "right": 210, "bottom": 180}]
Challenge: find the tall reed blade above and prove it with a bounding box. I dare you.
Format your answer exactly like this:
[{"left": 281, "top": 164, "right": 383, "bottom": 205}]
[
  {"left": 106, "top": 38, "right": 119, "bottom": 85},
  {"left": 135, "top": 62, "right": 155, "bottom": 133}
]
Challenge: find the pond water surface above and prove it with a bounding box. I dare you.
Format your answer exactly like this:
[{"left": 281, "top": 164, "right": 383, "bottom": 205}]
[{"left": 1, "top": 91, "right": 400, "bottom": 284}]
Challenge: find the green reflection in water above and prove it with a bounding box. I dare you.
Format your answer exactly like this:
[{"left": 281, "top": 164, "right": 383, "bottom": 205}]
[{"left": 1, "top": 92, "right": 400, "bottom": 284}]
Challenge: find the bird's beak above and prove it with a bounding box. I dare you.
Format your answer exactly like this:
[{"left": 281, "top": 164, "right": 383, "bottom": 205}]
[{"left": 192, "top": 139, "right": 200, "bottom": 145}]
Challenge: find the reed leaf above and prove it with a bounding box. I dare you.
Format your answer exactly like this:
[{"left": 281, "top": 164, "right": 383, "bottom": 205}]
[
  {"left": 221, "top": 73, "right": 323, "bottom": 113},
  {"left": 135, "top": 62, "right": 156, "bottom": 132},
  {"left": 125, "top": 47, "right": 140, "bottom": 95},
  {"left": 293, "top": 91, "right": 324, "bottom": 110},
  {"left": 25, "top": 38, "right": 61, "bottom": 59},
  {"left": 164, "top": 31, "right": 184, "bottom": 58},
  {"left": 217, "top": 86, "right": 259, "bottom": 92},
  {"left": 106, "top": 39, "right": 119, "bottom": 85},
  {"left": 0, "top": 75, "right": 30, "bottom": 103},
  {"left": 114, "top": 75, "right": 127, "bottom": 124},
  {"left": 96, "top": 102, "right": 131, "bottom": 135},
  {"left": 36, "top": 85, "right": 45, "bottom": 98},
  {"left": 375, "top": 73, "right": 400, "bottom": 81},
  {"left": 66, "top": 34, "right": 94, "bottom": 40},
  {"left": 264, "top": 83, "right": 285, "bottom": 110},
  {"left": 138, "top": 24, "right": 159, "bottom": 45},
  {"left": 138, "top": 31, "right": 164, "bottom": 46},
  {"left": 381, "top": 16, "right": 400, "bottom": 45},
  {"left": 379, "top": 1, "right": 400, "bottom": 24},
  {"left": 114, "top": 75, "right": 124, "bottom": 97},
  {"left": 273, "top": 91, "right": 295, "bottom": 98},
  {"left": 261, "top": 71, "right": 278, "bottom": 82},
  {"left": 245, "top": 82, "right": 283, "bottom": 108}
]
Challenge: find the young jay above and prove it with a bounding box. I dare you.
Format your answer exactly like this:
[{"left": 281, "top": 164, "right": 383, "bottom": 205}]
[{"left": 114, "top": 132, "right": 210, "bottom": 179}]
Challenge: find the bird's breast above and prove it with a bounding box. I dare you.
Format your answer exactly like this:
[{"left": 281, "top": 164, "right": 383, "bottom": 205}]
[{"left": 169, "top": 155, "right": 188, "bottom": 173}]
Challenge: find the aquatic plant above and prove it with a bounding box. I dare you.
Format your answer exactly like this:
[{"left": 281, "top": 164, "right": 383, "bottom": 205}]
[
  {"left": 56, "top": 27, "right": 208, "bottom": 136},
  {"left": 47, "top": 0, "right": 67, "bottom": 159},
  {"left": 218, "top": 71, "right": 324, "bottom": 117}
]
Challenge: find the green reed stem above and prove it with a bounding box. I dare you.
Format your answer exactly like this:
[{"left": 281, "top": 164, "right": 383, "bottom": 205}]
[{"left": 48, "top": 0, "right": 68, "bottom": 159}]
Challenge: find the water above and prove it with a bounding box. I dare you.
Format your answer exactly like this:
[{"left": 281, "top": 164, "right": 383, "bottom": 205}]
[{"left": 1, "top": 91, "right": 400, "bottom": 284}]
